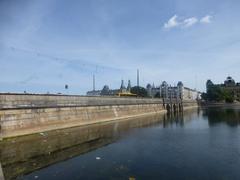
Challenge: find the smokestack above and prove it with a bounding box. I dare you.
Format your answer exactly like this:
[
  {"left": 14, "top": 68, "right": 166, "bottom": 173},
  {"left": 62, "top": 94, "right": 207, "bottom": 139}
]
[
  {"left": 93, "top": 74, "right": 95, "bottom": 91},
  {"left": 137, "top": 69, "right": 139, "bottom": 87}
]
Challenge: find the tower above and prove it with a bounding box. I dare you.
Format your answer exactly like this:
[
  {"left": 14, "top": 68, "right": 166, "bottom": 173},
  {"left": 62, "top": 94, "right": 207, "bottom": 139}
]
[
  {"left": 127, "top": 80, "right": 131, "bottom": 92},
  {"left": 93, "top": 74, "right": 95, "bottom": 91},
  {"left": 120, "top": 80, "right": 126, "bottom": 93},
  {"left": 146, "top": 84, "right": 152, "bottom": 97},
  {"left": 137, "top": 69, "right": 139, "bottom": 87},
  {"left": 177, "top": 81, "right": 184, "bottom": 99},
  {"left": 161, "top": 81, "right": 168, "bottom": 99}
]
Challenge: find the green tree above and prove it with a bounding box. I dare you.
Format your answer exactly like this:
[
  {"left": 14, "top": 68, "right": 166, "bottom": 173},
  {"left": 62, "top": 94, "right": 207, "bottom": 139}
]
[
  {"left": 223, "top": 90, "right": 234, "bottom": 103},
  {"left": 201, "top": 92, "right": 208, "bottom": 100},
  {"left": 206, "top": 86, "right": 235, "bottom": 103},
  {"left": 207, "top": 86, "right": 224, "bottom": 101},
  {"left": 131, "top": 86, "right": 148, "bottom": 97},
  {"left": 154, "top": 92, "right": 160, "bottom": 98}
]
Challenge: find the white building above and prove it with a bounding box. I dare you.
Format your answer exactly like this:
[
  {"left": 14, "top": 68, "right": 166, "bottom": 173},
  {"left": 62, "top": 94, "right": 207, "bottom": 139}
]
[{"left": 146, "top": 81, "right": 201, "bottom": 100}]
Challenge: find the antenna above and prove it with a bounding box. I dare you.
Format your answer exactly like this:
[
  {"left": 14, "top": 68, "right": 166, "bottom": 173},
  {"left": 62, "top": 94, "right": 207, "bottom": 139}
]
[{"left": 195, "top": 75, "right": 197, "bottom": 90}]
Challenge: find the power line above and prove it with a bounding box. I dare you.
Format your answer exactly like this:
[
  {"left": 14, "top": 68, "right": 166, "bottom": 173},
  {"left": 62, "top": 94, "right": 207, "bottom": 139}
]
[{"left": 8, "top": 46, "right": 123, "bottom": 74}]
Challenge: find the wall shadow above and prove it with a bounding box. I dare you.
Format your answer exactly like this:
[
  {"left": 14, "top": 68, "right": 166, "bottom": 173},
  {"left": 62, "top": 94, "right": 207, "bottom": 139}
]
[{"left": 0, "top": 113, "right": 166, "bottom": 180}]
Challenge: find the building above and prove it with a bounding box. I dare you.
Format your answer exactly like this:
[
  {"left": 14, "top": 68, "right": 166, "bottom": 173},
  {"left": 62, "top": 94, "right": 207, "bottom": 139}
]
[
  {"left": 183, "top": 87, "right": 200, "bottom": 100},
  {"left": 206, "top": 76, "right": 240, "bottom": 101},
  {"left": 87, "top": 79, "right": 200, "bottom": 100},
  {"left": 146, "top": 81, "right": 200, "bottom": 100},
  {"left": 146, "top": 83, "right": 160, "bottom": 98},
  {"left": 87, "top": 80, "right": 134, "bottom": 96},
  {"left": 86, "top": 90, "right": 101, "bottom": 96}
]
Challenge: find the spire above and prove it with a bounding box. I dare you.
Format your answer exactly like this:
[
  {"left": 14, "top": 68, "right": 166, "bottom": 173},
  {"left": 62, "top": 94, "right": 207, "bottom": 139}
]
[
  {"left": 120, "top": 80, "right": 126, "bottom": 90},
  {"left": 127, "top": 80, "right": 131, "bottom": 92},
  {"left": 152, "top": 82, "right": 155, "bottom": 88}
]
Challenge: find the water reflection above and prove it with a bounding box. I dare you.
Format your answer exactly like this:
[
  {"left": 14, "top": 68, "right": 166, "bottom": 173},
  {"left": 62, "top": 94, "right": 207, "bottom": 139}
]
[
  {"left": 163, "top": 111, "right": 184, "bottom": 127},
  {"left": 202, "top": 106, "right": 240, "bottom": 127},
  {"left": 162, "top": 108, "right": 200, "bottom": 128},
  {"left": 0, "top": 114, "right": 166, "bottom": 180},
  {"left": 1, "top": 106, "right": 239, "bottom": 180}
]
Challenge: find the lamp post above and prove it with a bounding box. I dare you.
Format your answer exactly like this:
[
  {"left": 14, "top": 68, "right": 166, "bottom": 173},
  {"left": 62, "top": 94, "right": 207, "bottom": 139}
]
[{"left": 65, "top": 84, "right": 69, "bottom": 95}]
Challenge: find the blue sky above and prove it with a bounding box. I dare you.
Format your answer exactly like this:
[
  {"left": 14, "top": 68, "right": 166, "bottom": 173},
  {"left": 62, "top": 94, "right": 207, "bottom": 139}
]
[{"left": 1, "top": 0, "right": 240, "bottom": 94}]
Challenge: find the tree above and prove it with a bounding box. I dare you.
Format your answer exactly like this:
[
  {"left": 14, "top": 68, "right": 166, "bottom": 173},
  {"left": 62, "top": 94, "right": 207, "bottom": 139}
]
[
  {"left": 205, "top": 85, "right": 235, "bottom": 103},
  {"left": 223, "top": 90, "right": 234, "bottom": 103},
  {"left": 201, "top": 92, "right": 208, "bottom": 100},
  {"left": 130, "top": 86, "right": 148, "bottom": 97},
  {"left": 207, "top": 86, "right": 224, "bottom": 101},
  {"left": 154, "top": 92, "right": 160, "bottom": 98}
]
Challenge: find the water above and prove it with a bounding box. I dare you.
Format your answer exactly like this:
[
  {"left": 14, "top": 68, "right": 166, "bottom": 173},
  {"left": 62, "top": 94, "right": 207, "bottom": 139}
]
[{"left": 1, "top": 106, "right": 240, "bottom": 180}]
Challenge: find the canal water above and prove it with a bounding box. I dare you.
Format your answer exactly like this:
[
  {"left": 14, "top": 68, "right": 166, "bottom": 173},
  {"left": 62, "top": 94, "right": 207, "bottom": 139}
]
[{"left": 1, "top": 106, "right": 240, "bottom": 180}]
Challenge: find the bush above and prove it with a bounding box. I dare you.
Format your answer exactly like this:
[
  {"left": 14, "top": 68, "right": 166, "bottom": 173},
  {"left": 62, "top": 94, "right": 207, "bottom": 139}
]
[{"left": 130, "top": 86, "right": 148, "bottom": 97}]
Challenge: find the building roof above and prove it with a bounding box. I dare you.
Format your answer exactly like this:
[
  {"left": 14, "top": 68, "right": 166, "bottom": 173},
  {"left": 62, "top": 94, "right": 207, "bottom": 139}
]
[
  {"left": 177, "top": 81, "right": 183, "bottom": 86},
  {"left": 224, "top": 76, "right": 235, "bottom": 86},
  {"left": 161, "top": 81, "right": 168, "bottom": 86},
  {"left": 146, "top": 84, "right": 152, "bottom": 88}
]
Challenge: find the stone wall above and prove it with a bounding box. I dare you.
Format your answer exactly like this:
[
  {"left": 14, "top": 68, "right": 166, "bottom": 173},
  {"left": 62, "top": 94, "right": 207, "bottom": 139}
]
[
  {"left": 0, "top": 93, "right": 163, "bottom": 109},
  {"left": 0, "top": 114, "right": 165, "bottom": 180},
  {"left": 0, "top": 103, "right": 165, "bottom": 138},
  {"left": 0, "top": 93, "right": 198, "bottom": 139},
  {"left": 182, "top": 100, "right": 198, "bottom": 108}
]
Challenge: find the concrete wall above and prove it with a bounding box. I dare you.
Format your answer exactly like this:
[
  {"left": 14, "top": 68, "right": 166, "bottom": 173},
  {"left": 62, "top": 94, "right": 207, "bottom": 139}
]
[
  {"left": 0, "top": 103, "right": 165, "bottom": 138},
  {"left": 182, "top": 100, "right": 198, "bottom": 108},
  {"left": 0, "top": 93, "right": 198, "bottom": 139},
  {"left": 0, "top": 93, "right": 163, "bottom": 109},
  {"left": 0, "top": 114, "right": 165, "bottom": 180}
]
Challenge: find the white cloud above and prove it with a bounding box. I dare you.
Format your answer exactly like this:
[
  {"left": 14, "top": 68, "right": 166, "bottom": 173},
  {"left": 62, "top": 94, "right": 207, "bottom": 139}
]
[
  {"left": 200, "top": 15, "right": 212, "bottom": 24},
  {"left": 163, "top": 15, "right": 212, "bottom": 29},
  {"left": 164, "top": 15, "right": 179, "bottom": 29},
  {"left": 182, "top": 17, "right": 198, "bottom": 28}
]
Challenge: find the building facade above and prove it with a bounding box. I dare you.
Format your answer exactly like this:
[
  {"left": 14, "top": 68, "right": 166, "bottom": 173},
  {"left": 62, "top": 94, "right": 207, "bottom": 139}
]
[
  {"left": 87, "top": 79, "right": 200, "bottom": 100},
  {"left": 146, "top": 81, "right": 200, "bottom": 100},
  {"left": 206, "top": 76, "right": 240, "bottom": 101},
  {"left": 87, "top": 80, "right": 132, "bottom": 96}
]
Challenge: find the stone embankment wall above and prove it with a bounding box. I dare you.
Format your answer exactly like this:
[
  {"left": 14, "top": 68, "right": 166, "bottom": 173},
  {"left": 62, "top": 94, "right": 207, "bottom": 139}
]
[
  {"left": 0, "top": 93, "right": 198, "bottom": 139},
  {"left": 182, "top": 101, "right": 199, "bottom": 109},
  {"left": 0, "top": 94, "right": 167, "bottom": 138},
  {"left": 0, "top": 93, "right": 163, "bottom": 109},
  {"left": 0, "top": 114, "right": 165, "bottom": 180}
]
